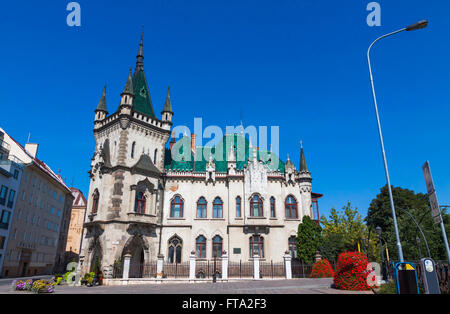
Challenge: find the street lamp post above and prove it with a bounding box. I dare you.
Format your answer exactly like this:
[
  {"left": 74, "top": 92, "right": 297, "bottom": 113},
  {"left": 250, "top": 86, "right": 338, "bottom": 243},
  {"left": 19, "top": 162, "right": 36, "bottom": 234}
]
[{"left": 367, "top": 20, "right": 428, "bottom": 263}]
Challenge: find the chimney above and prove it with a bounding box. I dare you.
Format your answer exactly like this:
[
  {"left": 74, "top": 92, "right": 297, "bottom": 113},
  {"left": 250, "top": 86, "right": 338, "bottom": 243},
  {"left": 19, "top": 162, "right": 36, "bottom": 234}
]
[
  {"left": 25, "top": 143, "right": 39, "bottom": 158},
  {"left": 191, "top": 134, "right": 196, "bottom": 153}
]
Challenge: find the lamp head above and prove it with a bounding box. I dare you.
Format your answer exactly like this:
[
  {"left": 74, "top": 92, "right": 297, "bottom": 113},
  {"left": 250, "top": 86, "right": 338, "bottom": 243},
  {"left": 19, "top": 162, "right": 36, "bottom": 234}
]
[
  {"left": 376, "top": 226, "right": 382, "bottom": 236},
  {"left": 406, "top": 20, "right": 428, "bottom": 31}
]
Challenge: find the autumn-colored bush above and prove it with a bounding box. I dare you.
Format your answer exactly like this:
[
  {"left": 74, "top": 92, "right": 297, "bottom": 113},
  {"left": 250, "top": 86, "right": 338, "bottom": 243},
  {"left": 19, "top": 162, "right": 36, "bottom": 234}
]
[
  {"left": 333, "top": 251, "right": 377, "bottom": 291},
  {"left": 310, "top": 259, "right": 335, "bottom": 278}
]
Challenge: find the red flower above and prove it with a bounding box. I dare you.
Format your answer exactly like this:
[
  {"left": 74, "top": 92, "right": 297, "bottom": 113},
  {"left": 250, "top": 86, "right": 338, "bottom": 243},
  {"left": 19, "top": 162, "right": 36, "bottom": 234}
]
[
  {"left": 310, "top": 259, "right": 335, "bottom": 278},
  {"left": 333, "top": 251, "right": 376, "bottom": 291}
]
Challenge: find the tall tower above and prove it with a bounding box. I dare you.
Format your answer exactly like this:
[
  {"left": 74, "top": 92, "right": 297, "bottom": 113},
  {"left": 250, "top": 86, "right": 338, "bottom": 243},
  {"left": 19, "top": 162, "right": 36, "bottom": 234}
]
[{"left": 80, "top": 32, "right": 172, "bottom": 278}]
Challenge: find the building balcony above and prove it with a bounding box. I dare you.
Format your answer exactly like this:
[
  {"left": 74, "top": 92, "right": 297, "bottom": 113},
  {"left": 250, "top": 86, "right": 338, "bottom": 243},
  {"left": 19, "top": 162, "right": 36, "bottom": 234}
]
[{"left": 127, "top": 212, "right": 158, "bottom": 226}]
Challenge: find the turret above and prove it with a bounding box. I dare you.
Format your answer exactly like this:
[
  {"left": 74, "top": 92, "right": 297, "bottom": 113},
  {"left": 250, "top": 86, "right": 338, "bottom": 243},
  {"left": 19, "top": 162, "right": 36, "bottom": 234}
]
[
  {"left": 119, "top": 69, "right": 135, "bottom": 115},
  {"left": 94, "top": 86, "right": 108, "bottom": 128},
  {"left": 298, "top": 141, "right": 312, "bottom": 217},
  {"left": 161, "top": 86, "right": 174, "bottom": 124}
]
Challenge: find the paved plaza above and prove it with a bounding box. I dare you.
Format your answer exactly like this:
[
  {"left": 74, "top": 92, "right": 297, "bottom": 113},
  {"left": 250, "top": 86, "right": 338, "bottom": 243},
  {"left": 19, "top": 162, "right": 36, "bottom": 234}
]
[{"left": 0, "top": 278, "right": 373, "bottom": 294}]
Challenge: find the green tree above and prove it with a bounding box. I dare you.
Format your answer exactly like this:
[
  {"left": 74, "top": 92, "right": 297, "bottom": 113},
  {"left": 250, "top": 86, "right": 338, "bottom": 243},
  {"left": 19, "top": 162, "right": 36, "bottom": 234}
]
[
  {"left": 297, "top": 216, "right": 322, "bottom": 263},
  {"left": 366, "top": 185, "right": 450, "bottom": 261},
  {"left": 320, "top": 202, "right": 378, "bottom": 262}
]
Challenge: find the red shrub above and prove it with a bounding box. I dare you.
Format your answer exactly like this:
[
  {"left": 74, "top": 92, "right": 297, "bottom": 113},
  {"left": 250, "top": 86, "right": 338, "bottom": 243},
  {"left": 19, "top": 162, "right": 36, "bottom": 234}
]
[
  {"left": 333, "top": 251, "right": 377, "bottom": 291},
  {"left": 310, "top": 259, "right": 335, "bottom": 278}
]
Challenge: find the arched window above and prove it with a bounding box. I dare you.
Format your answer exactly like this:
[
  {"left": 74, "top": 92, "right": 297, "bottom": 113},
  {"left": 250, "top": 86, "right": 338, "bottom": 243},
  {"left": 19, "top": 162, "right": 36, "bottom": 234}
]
[
  {"left": 134, "top": 192, "right": 146, "bottom": 214},
  {"left": 154, "top": 149, "right": 158, "bottom": 164},
  {"left": 170, "top": 195, "right": 184, "bottom": 218},
  {"left": 91, "top": 190, "right": 99, "bottom": 214},
  {"left": 196, "top": 235, "right": 206, "bottom": 258},
  {"left": 213, "top": 197, "right": 223, "bottom": 219},
  {"left": 249, "top": 235, "right": 264, "bottom": 258},
  {"left": 250, "top": 194, "right": 263, "bottom": 217},
  {"left": 285, "top": 195, "right": 298, "bottom": 219},
  {"left": 236, "top": 196, "right": 241, "bottom": 218},
  {"left": 168, "top": 236, "right": 182, "bottom": 264},
  {"left": 288, "top": 236, "right": 297, "bottom": 259},
  {"left": 197, "top": 197, "right": 207, "bottom": 218},
  {"left": 131, "top": 142, "right": 136, "bottom": 159},
  {"left": 270, "top": 197, "right": 276, "bottom": 218},
  {"left": 212, "top": 235, "right": 223, "bottom": 258}
]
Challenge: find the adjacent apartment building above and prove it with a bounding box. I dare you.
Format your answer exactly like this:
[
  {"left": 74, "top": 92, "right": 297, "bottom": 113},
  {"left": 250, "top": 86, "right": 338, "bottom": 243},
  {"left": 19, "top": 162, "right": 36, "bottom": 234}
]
[
  {"left": 0, "top": 128, "right": 74, "bottom": 277},
  {"left": 0, "top": 131, "right": 23, "bottom": 275}
]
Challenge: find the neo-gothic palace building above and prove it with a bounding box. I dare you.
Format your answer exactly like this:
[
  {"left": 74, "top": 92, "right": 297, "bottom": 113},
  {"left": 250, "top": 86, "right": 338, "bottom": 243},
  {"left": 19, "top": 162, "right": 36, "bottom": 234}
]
[{"left": 79, "top": 34, "right": 322, "bottom": 278}]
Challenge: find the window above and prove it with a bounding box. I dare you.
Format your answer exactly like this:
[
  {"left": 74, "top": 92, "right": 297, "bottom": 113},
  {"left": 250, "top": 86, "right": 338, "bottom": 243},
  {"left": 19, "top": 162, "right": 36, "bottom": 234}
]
[
  {"left": 250, "top": 235, "right": 264, "bottom": 258},
  {"left": 212, "top": 235, "right": 223, "bottom": 258},
  {"left": 0, "top": 186, "right": 8, "bottom": 205},
  {"left": 92, "top": 190, "right": 99, "bottom": 214},
  {"left": 288, "top": 236, "right": 297, "bottom": 259},
  {"left": 196, "top": 235, "right": 206, "bottom": 258},
  {"left": 168, "top": 236, "right": 182, "bottom": 264},
  {"left": 154, "top": 149, "right": 158, "bottom": 164},
  {"left": 131, "top": 142, "right": 136, "bottom": 159},
  {"left": 213, "top": 197, "right": 223, "bottom": 219},
  {"left": 236, "top": 196, "right": 241, "bottom": 218},
  {"left": 250, "top": 194, "right": 263, "bottom": 217},
  {"left": 197, "top": 197, "right": 207, "bottom": 218},
  {"left": 13, "top": 170, "right": 19, "bottom": 180},
  {"left": 0, "top": 236, "right": 5, "bottom": 249},
  {"left": 134, "top": 192, "right": 146, "bottom": 214},
  {"left": 285, "top": 195, "right": 298, "bottom": 219},
  {"left": 0, "top": 211, "right": 10, "bottom": 229},
  {"left": 270, "top": 197, "right": 276, "bottom": 218},
  {"left": 170, "top": 196, "right": 184, "bottom": 218}
]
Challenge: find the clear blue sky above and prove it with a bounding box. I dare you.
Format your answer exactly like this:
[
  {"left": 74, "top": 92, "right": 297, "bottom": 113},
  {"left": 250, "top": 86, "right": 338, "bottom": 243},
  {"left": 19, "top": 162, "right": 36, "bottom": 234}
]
[{"left": 1, "top": 1, "right": 449, "bottom": 219}]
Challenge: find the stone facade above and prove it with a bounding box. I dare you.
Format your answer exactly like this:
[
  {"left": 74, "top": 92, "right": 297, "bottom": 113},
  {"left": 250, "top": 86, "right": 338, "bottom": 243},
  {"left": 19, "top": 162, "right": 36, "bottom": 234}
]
[{"left": 79, "top": 34, "right": 319, "bottom": 278}]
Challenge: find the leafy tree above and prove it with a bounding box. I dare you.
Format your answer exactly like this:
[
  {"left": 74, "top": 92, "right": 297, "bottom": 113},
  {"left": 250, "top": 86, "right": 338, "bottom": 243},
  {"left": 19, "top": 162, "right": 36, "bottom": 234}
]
[
  {"left": 320, "top": 233, "right": 346, "bottom": 263},
  {"left": 366, "top": 185, "right": 450, "bottom": 261},
  {"left": 297, "top": 216, "right": 322, "bottom": 264}
]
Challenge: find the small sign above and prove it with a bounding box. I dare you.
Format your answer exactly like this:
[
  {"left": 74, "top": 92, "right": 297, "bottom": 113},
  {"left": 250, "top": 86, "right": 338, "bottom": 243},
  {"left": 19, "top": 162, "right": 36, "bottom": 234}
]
[
  {"left": 422, "top": 162, "right": 442, "bottom": 225},
  {"left": 420, "top": 258, "right": 441, "bottom": 294},
  {"left": 233, "top": 248, "right": 241, "bottom": 255}
]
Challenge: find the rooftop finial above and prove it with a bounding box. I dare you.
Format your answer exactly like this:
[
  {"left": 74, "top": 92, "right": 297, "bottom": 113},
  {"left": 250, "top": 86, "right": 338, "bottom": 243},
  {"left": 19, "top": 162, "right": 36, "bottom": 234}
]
[{"left": 136, "top": 26, "right": 145, "bottom": 72}]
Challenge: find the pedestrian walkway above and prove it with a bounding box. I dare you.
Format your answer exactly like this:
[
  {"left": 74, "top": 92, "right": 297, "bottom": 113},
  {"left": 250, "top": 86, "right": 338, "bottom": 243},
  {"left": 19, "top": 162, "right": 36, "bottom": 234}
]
[{"left": 1, "top": 278, "right": 373, "bottom": 294}]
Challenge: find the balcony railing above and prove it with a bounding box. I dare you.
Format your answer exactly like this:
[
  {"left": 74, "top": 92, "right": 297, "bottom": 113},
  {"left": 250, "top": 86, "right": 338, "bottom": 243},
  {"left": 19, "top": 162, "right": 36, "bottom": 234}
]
[{"left": 0, "top": 140, "right": 10, "bottom": 151}]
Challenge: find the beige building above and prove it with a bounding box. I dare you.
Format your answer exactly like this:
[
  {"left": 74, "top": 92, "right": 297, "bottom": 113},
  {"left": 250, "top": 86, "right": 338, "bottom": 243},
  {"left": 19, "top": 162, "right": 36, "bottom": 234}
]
[
  {"left": 65, "top": 188, "right": 87, "bottom": 258},
  {"left": 0, "top": 129, "right": 74, "bottom": 277},
  {"left": 79, "top": 34, "right": 322, "bottom": 278}
]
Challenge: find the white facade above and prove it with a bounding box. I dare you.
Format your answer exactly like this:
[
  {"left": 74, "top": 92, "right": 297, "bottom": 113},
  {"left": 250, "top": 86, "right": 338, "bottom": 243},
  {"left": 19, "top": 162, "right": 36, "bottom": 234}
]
[{"left": 79, "top": 35, "right": 316, "bottom": 278}]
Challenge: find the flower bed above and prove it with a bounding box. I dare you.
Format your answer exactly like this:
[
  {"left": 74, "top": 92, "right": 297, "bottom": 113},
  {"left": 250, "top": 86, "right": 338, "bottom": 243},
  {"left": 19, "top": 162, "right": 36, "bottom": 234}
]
[
  {"left": 12, "top": 279, "right": 56, "bottom": 294},
  {"left": 310, "top": 259, "right": 335, "bottom": 278},
  {"left": 333, "top": 251, "right": 377, "bottom": 291}
]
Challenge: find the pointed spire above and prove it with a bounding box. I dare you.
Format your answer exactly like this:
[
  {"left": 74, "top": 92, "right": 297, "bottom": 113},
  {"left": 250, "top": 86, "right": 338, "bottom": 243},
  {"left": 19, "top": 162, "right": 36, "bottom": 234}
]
[
  {"left": 300, "top": 143, "right": 309, "bottom": 173},
  {"left": 122, "top": 69, "right": 135, "bottom": 96},
  {"left": 162, "top": 86, "right": 173, "bottom": 113},
  {"left": 95, "top": 85, "right": 108, "bottom": 113},
  {"left": 135, "top": 26, "right": 144, "bottom": 72}
]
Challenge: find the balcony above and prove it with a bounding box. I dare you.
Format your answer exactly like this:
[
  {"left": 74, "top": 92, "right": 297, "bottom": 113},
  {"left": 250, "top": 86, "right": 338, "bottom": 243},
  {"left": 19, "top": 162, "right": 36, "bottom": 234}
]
[
  {"left": 127, "top": 212, "right": 157, "bottom": 225},
  {"left": 0, "top": 140, "right": 10, "bottom": 152}
]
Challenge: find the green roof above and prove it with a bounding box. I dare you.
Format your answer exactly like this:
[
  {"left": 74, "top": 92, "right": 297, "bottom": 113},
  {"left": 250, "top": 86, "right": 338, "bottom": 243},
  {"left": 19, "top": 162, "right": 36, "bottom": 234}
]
[
  {"left": 165, "top": 133, "right": 286, "bottom": 173},
  {"left": 132, "top": 69, "right": 156, "bottom": 118}
]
